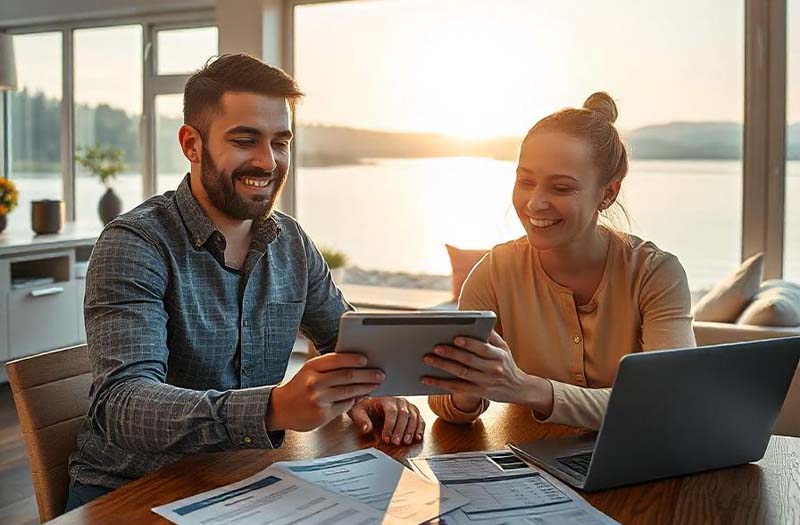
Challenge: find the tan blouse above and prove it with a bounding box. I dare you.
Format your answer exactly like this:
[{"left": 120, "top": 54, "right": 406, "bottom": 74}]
[{"left": 429, "top": 231, "right": 696, "bottom": 430}]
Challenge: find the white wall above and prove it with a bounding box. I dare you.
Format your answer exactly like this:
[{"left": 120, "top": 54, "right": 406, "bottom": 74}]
[
  {"left": 0, "top": 0, "right": 214, "bottom": 28},
  {"left": 216, "top": 0, "right": 284, "bottom": 67}
]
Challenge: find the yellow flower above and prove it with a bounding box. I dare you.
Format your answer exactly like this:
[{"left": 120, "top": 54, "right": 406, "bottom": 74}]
[{"left": 0, "top": 179, "right": 19, "bottom": 213}]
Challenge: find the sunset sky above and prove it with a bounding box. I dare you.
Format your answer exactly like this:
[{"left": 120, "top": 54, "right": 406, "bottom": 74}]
[{"left": 12, "top": 0, "right": 800, "bottom": 139}]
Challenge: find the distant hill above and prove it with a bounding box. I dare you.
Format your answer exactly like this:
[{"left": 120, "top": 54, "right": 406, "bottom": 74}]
[
  {"left": 295, "top": 125, "right": 520, "bottom": 166},
  {"left": 296, "top": 121, "right": 800, "bottom": 166},
  {"left": 8, "top": 87, "right": 799, "bottom": 171},
  {"left": 625, "top": 122, "right": 743, "bottom": 160}
]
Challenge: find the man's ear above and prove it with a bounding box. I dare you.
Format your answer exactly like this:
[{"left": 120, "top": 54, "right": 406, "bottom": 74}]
[{"left": 178, "top": 124, "right": 203, "bottom": 165}]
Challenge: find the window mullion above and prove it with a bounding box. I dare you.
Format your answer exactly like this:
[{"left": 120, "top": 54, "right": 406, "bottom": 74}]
[
  {"left": 142, "top": 23, "right": 156, "bottom": 200},
  {"left": 61, "top": 28, "right": 75, "bottom": 222},
  {"left": 743, "top": 0, "right": 787, "bottom": 279}
]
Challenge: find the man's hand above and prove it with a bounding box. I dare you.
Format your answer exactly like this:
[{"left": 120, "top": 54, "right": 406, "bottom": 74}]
[
  {"left": 266, "top": 353, "right": 385, "bottom": 432},
  {"left": 348, "top": 397, "right": 425, "bottom": 445}
]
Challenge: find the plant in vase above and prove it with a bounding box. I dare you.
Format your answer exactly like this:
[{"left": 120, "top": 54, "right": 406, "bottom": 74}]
[
  {"left": 0, "top": 178, "right": 19, "bottom": 234},
  {"left": 320, "top": 247, "right": 349, "bottom": 284},
  {"left": 75, "top": 143, "right": 125, "bottom": 225}
]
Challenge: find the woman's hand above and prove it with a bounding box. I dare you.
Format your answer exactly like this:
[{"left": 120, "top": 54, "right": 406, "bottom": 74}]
[{"left": 421, "top": 331, "right": 554, "bottom": 415}]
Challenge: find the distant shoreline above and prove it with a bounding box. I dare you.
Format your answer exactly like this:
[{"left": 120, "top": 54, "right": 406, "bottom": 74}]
[{"left": 9, "top": 156, "right": 800, "bottom": 177}]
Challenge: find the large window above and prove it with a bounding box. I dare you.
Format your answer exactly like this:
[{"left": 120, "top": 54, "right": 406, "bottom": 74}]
[
  {"left": 293, "top": 0, "right": 744, "bottom": 294},
  {"left": 74, "top": 25, "right": 143, "bottom": 227},
  {"left": 786, "top": 0, "right": 800, "bottom": 282},
  {"left": 151, "top": 26, "right": 218, "bottom": 193},
  {"left": 155, "top": 94, "right": 188, "bottom": 193},
  {"left": 156, "top": 26, "right": 218, "bottom": 75},
  {"left": 6, "top": 32, "right": 62, "bottom": 232},
  {"left": 2, "top": 20, "right": 217, "bottom": 230}
]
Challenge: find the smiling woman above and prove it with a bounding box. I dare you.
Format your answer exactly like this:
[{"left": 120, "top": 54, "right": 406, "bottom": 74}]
[{"left": 427, "top": 94, "right": 696, "bottom": 430}]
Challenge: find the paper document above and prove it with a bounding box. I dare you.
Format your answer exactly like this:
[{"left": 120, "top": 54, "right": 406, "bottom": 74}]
[
  {"left": 409, "top": 450, "right": 619, "bottom": 525},
  {"left": 275, "top": 448, "right": 467, "bottom": 522},
  {"left": 153, "top": 448, "right": 467, "bottom": 525}
]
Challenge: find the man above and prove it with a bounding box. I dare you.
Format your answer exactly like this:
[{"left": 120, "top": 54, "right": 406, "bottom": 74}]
[{"left": 65, "top": 54, "right": 424, "bottom": 511}]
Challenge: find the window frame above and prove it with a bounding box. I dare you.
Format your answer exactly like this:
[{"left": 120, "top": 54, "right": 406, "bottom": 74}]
[
  {"left": 1, "top": 1, "right": 792, "bottom": 280},
  {"left": 285, "top": 0, "right": 791, "bottom": 280},
  {"left": 1, "top": 10, "right": 216, "bottom": 221}
]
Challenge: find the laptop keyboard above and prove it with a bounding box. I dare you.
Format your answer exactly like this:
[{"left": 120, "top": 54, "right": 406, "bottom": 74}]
[{"left": 556, "top": 452, "right": 593, "bottom": 476}]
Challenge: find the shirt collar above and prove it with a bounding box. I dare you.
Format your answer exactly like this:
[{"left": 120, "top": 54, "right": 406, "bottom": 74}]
[{"left": 175, "top": 173, "right": 281, "bottom": 251}]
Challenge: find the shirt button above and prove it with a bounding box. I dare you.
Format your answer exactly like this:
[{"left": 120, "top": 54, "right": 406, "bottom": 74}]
[
  {"left": 573, "top": 335, "right": 582, "bottom": 344},
  {"left": 243, "top": 319, "right": 249, "bottom": 327},
  {"left": 576, "top": 373, "right": 583, "bottom": 381},
  {"left": 243, "top": 436, "right": 252, "bottom": 444}
]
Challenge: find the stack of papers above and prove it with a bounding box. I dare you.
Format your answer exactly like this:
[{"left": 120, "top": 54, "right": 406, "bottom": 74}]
[
  {"left": 153, "top": 448, "right": 467, "bottom": 525},
  {"left": 409, "top": 450, "right": 618, "bottom": 524},
  {"left": 153, "top": 448, "right": 617, "bottom": 525}
]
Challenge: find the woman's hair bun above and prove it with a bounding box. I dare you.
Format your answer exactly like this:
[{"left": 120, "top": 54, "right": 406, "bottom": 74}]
[{"left": 583, "top": 92, "right": 618, "bottom": 124}]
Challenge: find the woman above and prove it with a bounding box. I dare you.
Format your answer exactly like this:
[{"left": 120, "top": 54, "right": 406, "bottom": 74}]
[{"left": 425, "top": 93, "right": 696, "bottom": 430}]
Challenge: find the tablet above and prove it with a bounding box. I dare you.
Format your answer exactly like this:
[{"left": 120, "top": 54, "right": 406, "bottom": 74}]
[{"left": 333, "top": 310, "right": 497, "bottom": 396}]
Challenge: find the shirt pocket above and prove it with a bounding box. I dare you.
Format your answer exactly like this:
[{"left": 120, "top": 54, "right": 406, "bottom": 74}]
[{"left": 265, "top": 301, "right": 306, "bottom": 382}]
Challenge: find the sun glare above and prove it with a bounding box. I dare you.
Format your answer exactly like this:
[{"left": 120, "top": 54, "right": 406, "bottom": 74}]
[{"left": 406, "top": 9, "right": 554, "bottom": 140}]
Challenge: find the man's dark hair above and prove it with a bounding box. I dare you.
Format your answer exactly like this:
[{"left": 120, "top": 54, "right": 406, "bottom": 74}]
[{"left": 183, "top": 53, "right": 304, "bottom": 139}]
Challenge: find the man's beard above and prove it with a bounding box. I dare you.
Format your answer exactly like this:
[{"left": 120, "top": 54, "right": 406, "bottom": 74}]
[{"left": 200, "top": 147, "right": 286, "bottom": 221}]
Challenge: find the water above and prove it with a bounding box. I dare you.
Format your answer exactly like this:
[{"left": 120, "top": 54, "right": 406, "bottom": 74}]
[
  {"left": 295, "top": 158, "right": 800, "bottom": 291},
  {"left": 7, "top": 159, "right": 800, "bottom": 291}
]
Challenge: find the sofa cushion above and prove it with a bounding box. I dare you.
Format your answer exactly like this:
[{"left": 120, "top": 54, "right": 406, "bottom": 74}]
[
  {"left": 693, "top": 252, "right": 763, "bottom": 323},
  {"left": 737, "top": 280, "right": 800, "bottom": 327},
  {"left": 445, "top": 244, "right": 488, "bottom": 301}
]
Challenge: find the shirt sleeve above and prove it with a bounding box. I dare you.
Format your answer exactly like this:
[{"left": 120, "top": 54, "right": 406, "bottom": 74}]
[
  {"left": 533, "top": 382, "right": 610, "bottom": 430},
  {"left": 639, "top": 252, "right": 697, "bottom": 351},
  {"left": 534, "top": 251, "right": 696, "bottom": 430},
  {"left": 85, "top": 223, "right": 281, "bottom": 454},
  {"left": 429, "top": 253, "right": 496, "bottom": 423},
  {"left": 297, "top": 228, "right": 353, "bottom": 354}
]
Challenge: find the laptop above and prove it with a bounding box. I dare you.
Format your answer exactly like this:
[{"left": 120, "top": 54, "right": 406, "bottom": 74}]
[{"left": 509, "top": 337, "right": 800, "bottom": 492}]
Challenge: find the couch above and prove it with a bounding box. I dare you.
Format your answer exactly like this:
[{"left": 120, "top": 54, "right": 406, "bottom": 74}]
[{"left": 693, "top": 321, "right": 800, "bottom": 437}]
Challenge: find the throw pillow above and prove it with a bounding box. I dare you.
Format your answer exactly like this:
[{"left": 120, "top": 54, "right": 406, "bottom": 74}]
[
  {"left": 445, "top": 244, "right": 489, "bottom": 301},
  {"left": 693, "top": 252, "right": 764, "bottom": 322},
  {"left": 737, "top": 279, "right": 800, "bottom": 327}
]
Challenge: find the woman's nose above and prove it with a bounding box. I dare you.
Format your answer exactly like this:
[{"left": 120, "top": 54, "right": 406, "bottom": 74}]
[{"left": 525, "top": 190, "right": 550, "bottom": 212}]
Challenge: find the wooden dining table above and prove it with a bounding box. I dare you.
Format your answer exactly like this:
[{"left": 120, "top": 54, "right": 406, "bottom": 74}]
[{"left": 50, "top": 400, "right": 800, "bottom": 525}]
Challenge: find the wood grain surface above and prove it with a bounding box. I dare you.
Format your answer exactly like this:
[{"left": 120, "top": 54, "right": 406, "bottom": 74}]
[{"left": 48, "top": 401, "right": 800, "bottom": 525}]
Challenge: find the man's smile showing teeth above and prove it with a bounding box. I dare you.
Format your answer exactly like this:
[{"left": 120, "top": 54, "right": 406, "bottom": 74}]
[
  {"left": 239, "top": 177, "right": 271, "bottom": 188},
  {"left": 529, "top": 218, "right": 561, "bottom": 228}
]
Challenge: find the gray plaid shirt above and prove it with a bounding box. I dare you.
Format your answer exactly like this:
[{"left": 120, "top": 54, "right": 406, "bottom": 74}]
[{"left": 68, "top": 174, "right": 351, "bottom": 489}]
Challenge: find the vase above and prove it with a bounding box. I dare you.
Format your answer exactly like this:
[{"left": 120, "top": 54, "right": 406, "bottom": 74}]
[
  {"left": 98, "top": 188, "right": 122, "bottom": 225},
  {"left": 0, "top": 214, "right": 6, "bottom": 234}
]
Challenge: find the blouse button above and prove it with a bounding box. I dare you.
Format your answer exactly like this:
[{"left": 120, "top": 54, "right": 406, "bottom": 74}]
[
  {"left": 576, "top": 373, "right": 584, "bottom": 381},
  {"left": 573, "top": 335, "right": 582, "bottom": 344}
]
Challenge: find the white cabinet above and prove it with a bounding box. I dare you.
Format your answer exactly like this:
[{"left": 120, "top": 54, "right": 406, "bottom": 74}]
[
  {"left": 8, "top": 281, "right": 80, "bottom": 359},
  {"left": 0, "top": 261, "right": 7, "bottom": 362},
  {"left": 4, "top": 250, "right": 83, "bottom": 360},
  {"left": 0, "top": 228, "right": 99, "bottom": 377}
]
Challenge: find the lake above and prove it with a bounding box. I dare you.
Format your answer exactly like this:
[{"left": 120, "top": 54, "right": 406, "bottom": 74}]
[{"left": 7, "top": 159, "right": 800, "bottom": 292}]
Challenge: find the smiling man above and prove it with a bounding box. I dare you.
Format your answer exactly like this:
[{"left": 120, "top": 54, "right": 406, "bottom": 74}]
[{"left": 65, "top": 54, "right": 424, "bottom": 511}]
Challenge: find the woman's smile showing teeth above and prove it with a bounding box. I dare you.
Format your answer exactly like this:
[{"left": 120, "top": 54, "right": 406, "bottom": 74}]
[{"left": 529, "top": 217, "right": 562, "bottom": 229}]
